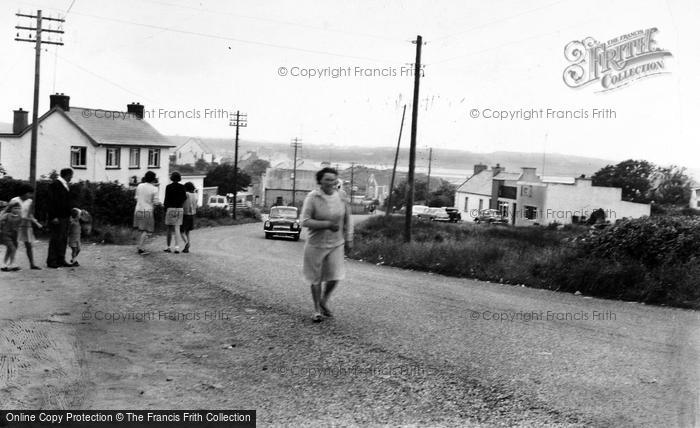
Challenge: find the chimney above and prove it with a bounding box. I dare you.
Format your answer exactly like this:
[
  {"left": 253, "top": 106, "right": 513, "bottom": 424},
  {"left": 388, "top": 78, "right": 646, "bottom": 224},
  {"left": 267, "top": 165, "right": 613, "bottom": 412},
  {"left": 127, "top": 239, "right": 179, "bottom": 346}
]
[
  {"left": 473, "top": 163, "right": 487, "bottom": 175},
  {"left": 127, "top": 102, "right": 144, "bottom": 119},
  {"left": 520, "top": 167, "right": 539, "bottom": 182},
  {"left": 49, "top": 93, "right": 70, "bottom": 111},
  {"left": 492, "top": 163, "right": 504, "bottom": 176},
  {"left": 13, "top": 108, "right": 28, "bottom": 134}
]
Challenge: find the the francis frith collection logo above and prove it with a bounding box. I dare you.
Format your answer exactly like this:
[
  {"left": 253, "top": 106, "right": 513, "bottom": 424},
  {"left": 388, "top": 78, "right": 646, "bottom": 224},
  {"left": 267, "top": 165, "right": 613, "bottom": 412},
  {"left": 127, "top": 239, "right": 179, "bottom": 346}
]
[{"left": 563, "top": 28, "right": 672, "bottom": 92}]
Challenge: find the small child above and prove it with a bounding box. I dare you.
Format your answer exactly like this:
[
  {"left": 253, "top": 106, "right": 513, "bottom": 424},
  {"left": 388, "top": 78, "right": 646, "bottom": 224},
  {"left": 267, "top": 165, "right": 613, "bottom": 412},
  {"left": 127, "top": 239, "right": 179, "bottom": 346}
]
[
  {"left": 68, "top": 208, "right": 82, "bottom": 267},
  {"left": 0, "top": 202, "right": 22, "bottom": 271}
]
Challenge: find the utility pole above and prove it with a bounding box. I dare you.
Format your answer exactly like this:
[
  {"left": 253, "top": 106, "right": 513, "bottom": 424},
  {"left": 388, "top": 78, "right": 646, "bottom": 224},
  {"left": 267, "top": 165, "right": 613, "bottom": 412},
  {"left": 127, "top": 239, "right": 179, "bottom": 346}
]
[
  {"left": 290, "top": 138, "right": 302, "bottom": 206},
  {"left": 426, "top": 147, "right": 433, "bottom": 194},
  {"left": 15, "top": 10, "right": 65, "bottom": 188},
  {"left": 405, "top": 35, "right": 423, "bottom": 243},
  {"left": 349, "top": 162, "right": 356, "bottom": 203},
  {"left": 386, "top": 104, "right": 406, "bottom": 217},
  {"left": 229, "top": 111, "right": 247, "bottom": 219}
]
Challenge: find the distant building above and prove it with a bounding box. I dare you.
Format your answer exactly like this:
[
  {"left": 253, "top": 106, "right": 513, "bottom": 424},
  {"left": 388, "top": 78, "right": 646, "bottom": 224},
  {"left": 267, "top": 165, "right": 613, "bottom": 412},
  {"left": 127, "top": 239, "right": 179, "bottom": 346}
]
[
  {"left": 366, "top": 173, "right": 388, "bottom": 204},
  {"left": 262, "top": 167, "right": 317, "bottom": 208},
  {"left": 456, "top": 163, "right": 650, "bottom": 225},
  {"left": 690, "top": 187, "right": 700, "bottom": 209},
  {"left": 174, "top": 138, "right": 214, "bottom": 165},
  {"left": 0, "top": 93, "right": 174, "bottom": 202}
]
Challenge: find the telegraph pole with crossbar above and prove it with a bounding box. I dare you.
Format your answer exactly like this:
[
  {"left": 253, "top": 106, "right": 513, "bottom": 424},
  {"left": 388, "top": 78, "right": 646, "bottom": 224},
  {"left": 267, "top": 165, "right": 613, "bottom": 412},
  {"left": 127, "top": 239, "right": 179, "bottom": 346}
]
[
  {"left": 15, "top": 9, "right": 65, "bottom": 187},
  {"left": 290, "top": 138, "right": 302, "bottom": 207},
  {"left": 229, "top": 111, "right": 247, "bottom": 219}
]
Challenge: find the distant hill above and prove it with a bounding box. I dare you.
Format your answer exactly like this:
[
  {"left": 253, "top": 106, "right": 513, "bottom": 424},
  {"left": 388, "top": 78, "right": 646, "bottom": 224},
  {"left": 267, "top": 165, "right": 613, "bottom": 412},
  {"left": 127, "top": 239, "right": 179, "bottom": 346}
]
[{"left": 167, "top": 135, "right": 615, "bottom": 178}]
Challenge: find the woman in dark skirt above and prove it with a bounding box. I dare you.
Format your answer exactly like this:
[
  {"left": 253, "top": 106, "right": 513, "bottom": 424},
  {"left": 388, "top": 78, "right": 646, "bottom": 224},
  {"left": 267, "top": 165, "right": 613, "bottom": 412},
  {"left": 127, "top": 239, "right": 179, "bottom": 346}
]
[{"left": 180, "top": 182, "right": 197, "bottom": 253}]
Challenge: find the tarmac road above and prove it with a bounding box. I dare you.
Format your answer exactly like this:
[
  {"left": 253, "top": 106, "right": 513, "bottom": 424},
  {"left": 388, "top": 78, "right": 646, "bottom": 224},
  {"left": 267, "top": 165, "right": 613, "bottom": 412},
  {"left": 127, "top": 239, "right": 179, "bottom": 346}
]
[
  {"left": 191, "top": 220, "right": 700, "bottom": 427},
  {"left": 1, "top": 220, "right": 698, "bottom": 426}
]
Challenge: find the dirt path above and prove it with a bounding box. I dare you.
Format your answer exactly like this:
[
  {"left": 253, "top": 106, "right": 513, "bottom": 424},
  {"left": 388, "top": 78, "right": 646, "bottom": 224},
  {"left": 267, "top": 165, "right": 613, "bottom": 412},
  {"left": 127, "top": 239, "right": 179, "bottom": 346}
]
[{"left": 0, "top": 239, "right": 590, "bottom": 426}]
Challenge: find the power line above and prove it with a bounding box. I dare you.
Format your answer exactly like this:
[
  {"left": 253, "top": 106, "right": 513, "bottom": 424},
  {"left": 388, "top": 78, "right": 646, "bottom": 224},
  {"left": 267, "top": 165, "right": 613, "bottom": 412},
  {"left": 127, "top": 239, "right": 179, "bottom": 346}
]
[
  {"left": 53, "top": 9, "right": 401, "bottom": 64},
  {"left": 54, "top": 53, "right": 155, "bottom": 102},
  {"left": 141, "top": 0, "right": 403, "bottom": 42},
  {"left": 432, "top": 0, "right": 568, "bottom": 43}
]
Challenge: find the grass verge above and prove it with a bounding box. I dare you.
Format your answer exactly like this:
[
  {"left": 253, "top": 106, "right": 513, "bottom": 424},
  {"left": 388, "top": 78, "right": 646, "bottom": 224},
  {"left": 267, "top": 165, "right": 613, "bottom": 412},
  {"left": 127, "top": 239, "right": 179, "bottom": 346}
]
[{"left": 349, "top": 216, "right": 700, "bottom": 309}]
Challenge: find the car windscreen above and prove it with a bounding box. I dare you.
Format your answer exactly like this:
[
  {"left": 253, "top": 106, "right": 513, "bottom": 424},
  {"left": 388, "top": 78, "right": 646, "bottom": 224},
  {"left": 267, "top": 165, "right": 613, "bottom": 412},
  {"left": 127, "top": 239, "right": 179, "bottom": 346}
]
[{"left": 270, "top": 208, "right": 298, "bottom": 218}]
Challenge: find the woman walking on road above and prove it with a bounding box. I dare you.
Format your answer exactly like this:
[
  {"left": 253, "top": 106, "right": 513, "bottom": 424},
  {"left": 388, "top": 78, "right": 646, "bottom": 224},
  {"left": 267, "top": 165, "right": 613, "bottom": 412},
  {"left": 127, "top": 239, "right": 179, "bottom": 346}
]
[
  {"left": 180, "top": 182, "right": 197, "bottom": 253},
  {"left": 301, "top": 167, "right": 354, "bottom": 322},
  {"left": 134, "top": 171, "right": 160, "bottom": 255},
  {"left": 163, "top": 171, "right": 187, "bottom": 253}
]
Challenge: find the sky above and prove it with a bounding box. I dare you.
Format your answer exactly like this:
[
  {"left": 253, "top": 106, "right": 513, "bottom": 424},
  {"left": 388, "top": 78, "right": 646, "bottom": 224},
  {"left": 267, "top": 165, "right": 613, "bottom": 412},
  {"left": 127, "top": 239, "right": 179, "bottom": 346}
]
[{"left": 1, "top": 0, "right": 698, "bottom": 170}]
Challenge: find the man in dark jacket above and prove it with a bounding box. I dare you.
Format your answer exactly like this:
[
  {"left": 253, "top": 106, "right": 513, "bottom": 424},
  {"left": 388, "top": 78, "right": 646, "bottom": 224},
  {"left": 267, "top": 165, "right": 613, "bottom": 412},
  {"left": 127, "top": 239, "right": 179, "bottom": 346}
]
[{"left": 46, "top": 168, "right": 74, "bottom": 268}]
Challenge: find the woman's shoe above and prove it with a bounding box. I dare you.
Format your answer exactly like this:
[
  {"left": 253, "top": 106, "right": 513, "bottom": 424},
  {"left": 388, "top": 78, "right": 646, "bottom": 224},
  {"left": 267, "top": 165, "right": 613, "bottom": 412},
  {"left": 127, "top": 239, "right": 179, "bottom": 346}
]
[
  {"left": 311, "top": 313, "right": 323, "bottom": 323},
  {"left": 319, "top": 301, "right": 333, "bottom": 318}
]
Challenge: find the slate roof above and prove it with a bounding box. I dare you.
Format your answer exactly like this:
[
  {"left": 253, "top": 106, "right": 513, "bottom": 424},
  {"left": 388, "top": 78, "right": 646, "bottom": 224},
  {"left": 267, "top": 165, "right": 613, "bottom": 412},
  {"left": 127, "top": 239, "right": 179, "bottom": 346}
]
[
  {"left": 0, "top": 107, "right": 174, "bottom": 147},
  {"left": 455, "top": 170, "right": 493, "bottom": 196},
  {"left": 493, "top": 171, "right": 523, "bottom": 181}
]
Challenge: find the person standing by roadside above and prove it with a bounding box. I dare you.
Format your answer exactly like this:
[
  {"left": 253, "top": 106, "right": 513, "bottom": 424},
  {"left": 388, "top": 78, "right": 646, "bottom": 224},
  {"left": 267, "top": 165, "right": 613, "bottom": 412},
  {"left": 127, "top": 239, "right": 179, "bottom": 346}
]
[
  {"left": 301, "top": 167, "right": 354, "bottom": 322},
  {"left": 163, "top": 171, "right": 186, "bottom": 253},
  {"left": 9, "top": 184, "right": 43, "bottom": 269},
  {"left": 133, "top": 171, "right": 159, "bottom": 255},
  {"left": 180, "top": 182, "right": 197, "bottom": 253},
  {"left": 0, "top": 202, "right": 23, "bottom": 271},
  {"left": 46, "top": 168, "right": 73, "bottom": 268}
]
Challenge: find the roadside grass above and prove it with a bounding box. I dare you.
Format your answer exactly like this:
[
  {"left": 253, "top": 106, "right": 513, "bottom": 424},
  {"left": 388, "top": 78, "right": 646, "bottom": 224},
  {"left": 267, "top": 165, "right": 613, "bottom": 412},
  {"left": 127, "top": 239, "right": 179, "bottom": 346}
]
[{"left": 350, "top": 216, "right": 700, "bottom": 309}]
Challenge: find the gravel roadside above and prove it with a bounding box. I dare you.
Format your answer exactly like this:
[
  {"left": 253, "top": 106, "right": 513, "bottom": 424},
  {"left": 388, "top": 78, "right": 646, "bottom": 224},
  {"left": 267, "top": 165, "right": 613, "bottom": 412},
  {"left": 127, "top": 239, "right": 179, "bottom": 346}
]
[{"left": 0, "top": 239, "right": 591, "bottom": 427}]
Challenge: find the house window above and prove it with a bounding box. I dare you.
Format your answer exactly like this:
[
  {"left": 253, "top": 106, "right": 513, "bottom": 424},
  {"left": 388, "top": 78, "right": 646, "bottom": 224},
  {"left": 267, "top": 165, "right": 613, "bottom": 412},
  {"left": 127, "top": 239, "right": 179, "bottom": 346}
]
[
  {"left": 148, "top": 148, "right": 161, "bottom": 168},
  {"left": 106, "top": 147, "right": 120, "bottom": 168},
  {"left": 129, "top": 148, "right": 140, "bottom": 168},
  {"left": 464, "top": 197, "right": 468, "bottom": 211},
  {"left": 525, "top": 205, "right": 538, "bottom": 220},
  {"left": 71, "top": 146, "right": 87, "bottom": 168},
  {"left": 522, "top": 185, "right": 532, "bottom": 197},
  {"left": 478, "top": 199, "right": 483, "bottom": 212}
]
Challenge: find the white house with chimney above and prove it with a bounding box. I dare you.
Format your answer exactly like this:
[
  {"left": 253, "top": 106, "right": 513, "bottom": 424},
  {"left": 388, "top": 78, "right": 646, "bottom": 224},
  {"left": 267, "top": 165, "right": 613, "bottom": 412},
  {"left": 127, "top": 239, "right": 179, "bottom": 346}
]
[{"left": 0, "top": 93, "right": 175, "bottom": 202}]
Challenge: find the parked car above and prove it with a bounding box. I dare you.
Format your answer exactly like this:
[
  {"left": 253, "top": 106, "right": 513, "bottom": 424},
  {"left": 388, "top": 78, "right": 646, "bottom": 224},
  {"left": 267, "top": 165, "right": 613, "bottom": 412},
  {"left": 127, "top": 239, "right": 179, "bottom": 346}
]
[
  {"left": 397, "top": 205, "right": 430, "bottom": 216},
  {"left": 207, "top": 195, "right": 230, "bottom": 211},
  {"left": 444, "top": 207, "right": 462, "bottom": 223},
  {"left": 474, "top": 209, "right": 508, "bottom": 224},
  {"left": 417, "top": 207, "right": 450, "bottom": 222},
  {"left": 264, "top": 206, "right": 301, "bottom": 240}
]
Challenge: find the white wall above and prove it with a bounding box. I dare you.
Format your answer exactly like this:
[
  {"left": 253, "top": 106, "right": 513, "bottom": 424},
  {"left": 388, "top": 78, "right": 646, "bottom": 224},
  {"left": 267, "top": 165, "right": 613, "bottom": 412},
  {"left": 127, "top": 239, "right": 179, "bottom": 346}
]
[
  {"left": 455, "top": 191, "right": 490, "bottom": 222},
  {"left": 0, "top": 112, "right": 171, "bottom": 203},
  {"left": 543, "top": 179, "right": 650, "bottom": 224},
  {"left": 690, "top": 188, "right": 700, "bottom": 209}
]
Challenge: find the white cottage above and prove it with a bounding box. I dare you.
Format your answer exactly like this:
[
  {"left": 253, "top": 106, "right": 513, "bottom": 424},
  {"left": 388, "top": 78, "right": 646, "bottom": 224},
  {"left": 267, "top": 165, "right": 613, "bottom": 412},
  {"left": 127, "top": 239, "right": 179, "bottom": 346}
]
[{"left": 0, "top": 94, "right": 175, "bottom": 202}]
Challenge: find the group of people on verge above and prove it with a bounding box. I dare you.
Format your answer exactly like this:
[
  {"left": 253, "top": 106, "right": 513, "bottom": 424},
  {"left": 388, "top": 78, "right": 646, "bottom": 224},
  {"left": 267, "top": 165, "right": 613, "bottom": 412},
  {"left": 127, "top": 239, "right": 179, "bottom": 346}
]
[
  {"left": 133, "top": 171, "right": 197, "bottom": 255},
  {"left": 0, "top": 168, "right": 87, "bottom": 271},
  {"left": 2, "top": 165, "right": 355, "bottom": 324}
]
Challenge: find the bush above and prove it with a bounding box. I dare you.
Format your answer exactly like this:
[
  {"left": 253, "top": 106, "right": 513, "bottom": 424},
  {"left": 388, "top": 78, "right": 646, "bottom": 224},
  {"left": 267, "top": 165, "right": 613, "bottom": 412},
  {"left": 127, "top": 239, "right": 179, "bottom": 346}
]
[{"left": 196, "top": 206, "right": 230, "bottom": 219}]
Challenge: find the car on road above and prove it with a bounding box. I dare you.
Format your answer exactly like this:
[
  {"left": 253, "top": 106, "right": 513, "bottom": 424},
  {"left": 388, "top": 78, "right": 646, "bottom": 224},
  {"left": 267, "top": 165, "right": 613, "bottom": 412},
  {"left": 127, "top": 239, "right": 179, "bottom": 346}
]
[
  {"left": 397, "top": 205, "right": 430, "bottom": 217},
  {"left": 417, "top": 207, "right": 450, "bottom": 222},
  {"left": 474, "top": 209, "right": 508, "bottom": 224},
  {"left": 264, "top": 206, "right": 301, "bottom": 240},
  {"left": 444, "top": 207, "right": 462, "bottom": 223},
  {"left": 207, "top": 195, "right": 230, "bottom": 211}
]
